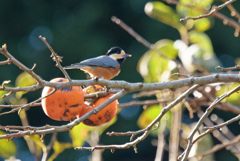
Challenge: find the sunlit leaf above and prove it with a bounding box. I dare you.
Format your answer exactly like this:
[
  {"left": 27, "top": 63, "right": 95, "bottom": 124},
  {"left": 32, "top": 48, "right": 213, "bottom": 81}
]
[
  {"left": 48, "top": 141, "right": 72, "bottom": 161},
  {"left": 189, "top": 30, "right": 213, "bottom": 54},
  {"left": 177, "top": 0, "right": 213, "bottom": 18},
  {"left": 70, "top": 123, "right": 94, "bottom": 148},
  {"left": 0, "top": 130, "right": 17, "bottom": 159},
  {"left": 0, "top": 90, "right": 8, "bottom": 104},
  {"left": 138, "top": 105, "right": 172, "bottom": 135},
  {"left": 24, "top": 134, "right": 47, "bottom": 152},
  {"left": 15, "top": 72, "right": 37, "bottom": 99},
  {"left": 145, "top": 1, "right": 187, "bottom": 37},
  {"left": 70, "top": 116, "right": 117, "bottom": 148},
  {"left": 215, "top": 83, "right": 240, "bottom": 106},
  {"left": 137, "top": 39, "right": 178, "bottom": 82},
  {"left": 137, "top": 105, "right": 161, "bottom": 129},
  {"left": 189, "top": 30, "right": 221, "bottom": 72},
  {"left": 194, "top": 18, "right": 211, "bottom": 32}
]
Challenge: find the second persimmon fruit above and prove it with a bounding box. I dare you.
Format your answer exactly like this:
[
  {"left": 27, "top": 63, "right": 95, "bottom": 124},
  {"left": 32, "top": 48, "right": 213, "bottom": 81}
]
[{"left": 78, "top": 85, "right": 118, "bottom": 126}]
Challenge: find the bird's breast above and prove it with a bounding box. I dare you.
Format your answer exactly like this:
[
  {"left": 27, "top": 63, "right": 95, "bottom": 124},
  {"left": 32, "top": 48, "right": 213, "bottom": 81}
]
[{"left": 79, "top": 64, "right": 121, "bottom": 80}]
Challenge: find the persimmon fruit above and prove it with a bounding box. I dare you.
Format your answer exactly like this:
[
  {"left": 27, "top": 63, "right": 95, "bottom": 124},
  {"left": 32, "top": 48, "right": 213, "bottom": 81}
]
[
  {"left": 78, "top": 85, "right": 118, "bottom": 126},
  {"left": 41, "top": 78, "right": 84, "bottom": 121}
]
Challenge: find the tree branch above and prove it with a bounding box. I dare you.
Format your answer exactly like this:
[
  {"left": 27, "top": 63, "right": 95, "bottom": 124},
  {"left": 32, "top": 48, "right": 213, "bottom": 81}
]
[
  {"left": 179, "top": 85, "right": 240, "bottom": 161},
  {"left": 76, "top": 85, "right": 200, "bottom": 152},
  {"left": 180, "top": 0, "right": 236, "bottom": 21}
]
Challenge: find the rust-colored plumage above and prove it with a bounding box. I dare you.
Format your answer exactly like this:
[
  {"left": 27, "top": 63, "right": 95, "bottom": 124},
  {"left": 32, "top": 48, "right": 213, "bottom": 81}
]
[{"left": 64, "top": 46, "right": 131, "bottom": 80}]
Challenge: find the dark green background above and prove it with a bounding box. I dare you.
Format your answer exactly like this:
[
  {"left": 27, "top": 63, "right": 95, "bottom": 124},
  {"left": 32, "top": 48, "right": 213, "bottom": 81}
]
[{"left": 0, "top": 0, "right": 240, "bottom": 161}]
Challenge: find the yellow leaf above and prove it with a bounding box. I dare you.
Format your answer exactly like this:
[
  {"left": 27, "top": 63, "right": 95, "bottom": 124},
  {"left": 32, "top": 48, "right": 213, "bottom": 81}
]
[
  {"left": 15, "top": 72, "right": 37, "bottom": 99},
  {"left": 70, "top": 123, "right": 94, "bottom": 147},
  {"left": 0, "top": 130, "right": 17, "bottom": 159},
  {"left": 48, "top": 141, "right": 72, "bottom": 161}
]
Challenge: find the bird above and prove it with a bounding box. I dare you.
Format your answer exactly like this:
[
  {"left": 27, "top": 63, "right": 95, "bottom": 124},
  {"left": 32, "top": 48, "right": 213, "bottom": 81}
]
[{"left": 64, "top": 46, "right": 131, "bottom": 80}]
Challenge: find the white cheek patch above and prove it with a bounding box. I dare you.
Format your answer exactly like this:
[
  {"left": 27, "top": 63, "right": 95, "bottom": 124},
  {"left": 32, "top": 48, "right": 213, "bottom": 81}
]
[{"left": 109, "top": 53, "right": 124, "bottom": 60}]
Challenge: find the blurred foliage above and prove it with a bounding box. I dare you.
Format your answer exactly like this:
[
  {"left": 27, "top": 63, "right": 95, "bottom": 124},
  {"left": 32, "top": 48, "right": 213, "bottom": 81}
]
[
  {"left": 48, "top": 141, "right": 72, "bottom": 161},
  {"left": 181, "top": 123, "right": 214, "bottom": 161},
  {"left": 138, "top": 39, "right": 178, "bottom": 82},
  {"left": 137, "top": 104, "right": 171, "bottom": 135},
  {"left": 216, "top": 83, "right": 240, "bottom": 106},
  {"left": 15, "top": 72, "right": 37, "bottom": 99},
  {"left": 0, "top": 130, "right": 17, "bottom": 159},
  {"left": 0, "top": 0, "right": 240, "bottom": 161},
  {"left": 70, "top": 116, "right": 117, "bottom": 148}
]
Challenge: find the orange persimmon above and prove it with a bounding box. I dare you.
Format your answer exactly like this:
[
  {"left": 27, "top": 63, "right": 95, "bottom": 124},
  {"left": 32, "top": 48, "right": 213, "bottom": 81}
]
[
  {"left": 41, "top": 78, "right": 84, "bottom": 121},
  {"left": 78, "top": 85, "right": 118, "bottom": 126}
]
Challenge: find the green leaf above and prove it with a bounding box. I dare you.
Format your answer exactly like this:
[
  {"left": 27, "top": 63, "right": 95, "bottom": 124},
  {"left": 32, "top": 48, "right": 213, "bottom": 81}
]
[
  {"left": 188, "top": 30, "right": 221, "bottom": 72},
  {"left": 215, "top": 83, "right": 240, "bottom": 106},
  {"left": 48, "top": 141, "right": 72, "bottom": 161},
  {"left": 145, "top": 2, "right": 188, "bottom": 40},
  {"left": 177, "top": 0, "right": 213, "bottom": 18},
  {"left": 189, "top": 30, "right": 213, "bottom": 54},
  {"left": 137, "top": 39, "right": 178, "bottom": 82},
  {"left": 137, "top": 105, "right": 161, "bottom": 129},
  {"left": 70, "top": 117, "right": 117, "bottom": 148},
  {"left": 24, "top": 134, "right": 47, "bottom": 152},
  {"left": 0, "top": 130, "right": 17, "bottom": 159},
  {"left": 0, "top": 90, "right": 8, "bottom": 104},
  {"left": 69, "top": 123, "right": 94, "bottom": 148},
  {"left": 194, "top": 18, "right": 211, "bottom": 32},
  {"left": 145, "top": 1, "right": 180, "bottom": 27},
  {"left": 15, "top": 72, "right": 37, "bottom": 99},
  {"left": 137, "top": 105, "right": 171, "bottom": 135}
]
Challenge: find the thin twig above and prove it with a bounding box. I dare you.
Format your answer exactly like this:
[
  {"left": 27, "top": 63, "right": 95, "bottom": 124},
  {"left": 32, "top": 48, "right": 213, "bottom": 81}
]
[
  {"left": 41, "top": 133, "right": 57, "bottom": 161},
  {"left": 0, "top": 90, "right": 126, "bottom": 139},
  {"left": 0, "top": 88, "right": 57, "bottom": 116},
  {"left": 154, "top": 116, "right": 167, "bottom": 161},
  {"left": 111, "top": 16, "right": 189, "bottom": 74},
  {"left": 203, "top": 114, "right": 240, "bottom": 131},
  {"left": 39, "top": 36, "right": 72, "bottom": 82},
  {"left": 216, "top": 65, "right": 240, "bottom": 71},
  {"left": 164, "top": 0, "right": 240, "bottom": 32},
  {"left": 179, "top": 85, "right": 240, "bottom": 161},
  {"left": 0, "top": 58, "right": 12, "bottom": 65},
  {"left": 180, "top": 0, "right": 236, "bottom": 21},
  {"left": 80, "top": 85, "right": 199, "bottom": 152},
  {"left": 196, "top": 135, "right": 240, "bottom": 159},
  {"left": 0, "top": 44, "right": 43, "bottom": 84}
]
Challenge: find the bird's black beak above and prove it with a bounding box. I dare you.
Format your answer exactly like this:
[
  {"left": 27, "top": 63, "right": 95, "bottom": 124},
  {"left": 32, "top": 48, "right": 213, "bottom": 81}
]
[{"left": 123, "top": 53, "right": 131, "bottom": 58}]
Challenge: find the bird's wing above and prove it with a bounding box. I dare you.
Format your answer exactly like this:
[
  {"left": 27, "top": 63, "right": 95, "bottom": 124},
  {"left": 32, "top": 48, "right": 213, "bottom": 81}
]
[{"left": 64, "top": 56, "right": 119, "bottom": 69}]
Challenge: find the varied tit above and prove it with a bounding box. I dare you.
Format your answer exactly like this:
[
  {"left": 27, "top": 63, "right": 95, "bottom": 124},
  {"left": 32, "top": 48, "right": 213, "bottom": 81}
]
[{"left": 64, "top": 46, "right": 131, "bottom": 80}]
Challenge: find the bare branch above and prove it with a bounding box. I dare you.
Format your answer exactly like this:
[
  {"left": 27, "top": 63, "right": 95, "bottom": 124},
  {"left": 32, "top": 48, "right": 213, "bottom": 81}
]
[
  {"left": 0, "top": 89, "right": 126, "bottom": 139},
  {"left": 0, "top": 44, "right": 43, "bottom": 84},
  {"left": 154, "top": 116, "right": 167, "bottom": 161},
  {"left": 39, "top": 36, "right": 72, "bottom": 82},
  {"left": 41, "top": 133, "right": 57, "bottom": 161},
  {"left": 222, "top": 0, "right": 240, "bottom": 22},
  {"left": 1, "top": 74, "right": 240, "bottom": 93},
  {"left": 203, "top": 114, "right": 240, "bottom": 131},
  {"left": 77, "top": 85, "right": 200, "bottom": 152},
  {"left": 180, "top": 0, "right": 236, "bottom": 21},
  {"left": 0, "top": 88, "right": 57, "bottom": 116},
  {"left": 164, "top": 0, "right": 240, "bottom": 32},
  {"left": 196, "top": 135, "right": 240, "bottom": 159},
  {"left": 216, "top": 65, "right": 240, "bottom": 71},
  {"left": 180, "top": 85, "right": 240, "bottom": 161},
  {"left": 111, "top": 16, "right": 189, "bottom": 74},
  {"left": 0, "top": 58, "right": 12, "bottom": 65}
]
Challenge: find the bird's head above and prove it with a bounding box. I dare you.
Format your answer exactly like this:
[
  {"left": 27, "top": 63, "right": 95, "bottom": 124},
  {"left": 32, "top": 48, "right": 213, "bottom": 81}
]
[{"left": 106, "top": 46, "right": 131, "bottom": 66}]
